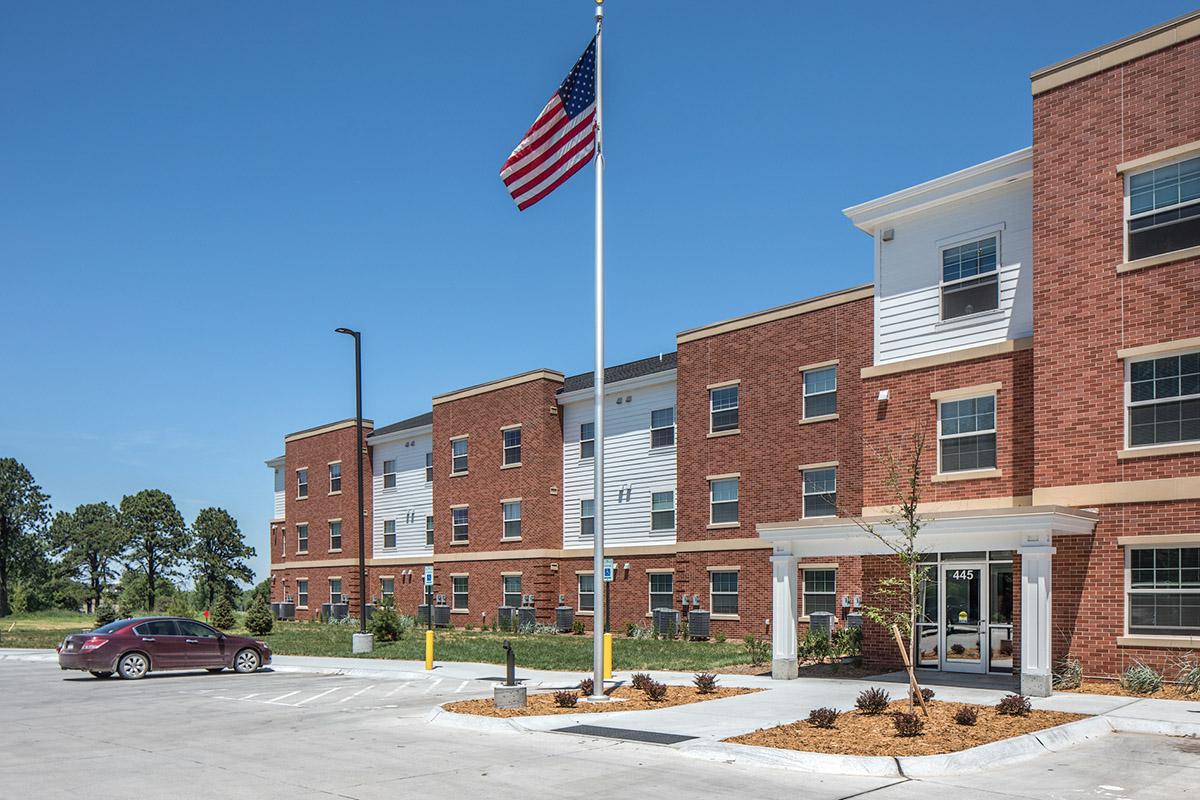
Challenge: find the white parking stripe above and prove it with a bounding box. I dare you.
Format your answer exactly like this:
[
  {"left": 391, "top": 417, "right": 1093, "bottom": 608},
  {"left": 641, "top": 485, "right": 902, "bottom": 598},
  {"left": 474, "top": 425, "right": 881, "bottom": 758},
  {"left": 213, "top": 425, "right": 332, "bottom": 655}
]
[
  {"left": 454, "top": 681, "right": 468, "bottom": 693},
  {"left": 384, "top": 685, "right": 402, "bottom": 697},
  {"left": 294, "top": 687, "right": 341, "bottom": 706},
  {"left": 238, "top": 693, "right": 260, "bottom": 701},
  {"left": 422, "top": 679, "right": 443, "bottom": 695},
  {"left": 337, "top": 684, "right": 375, "bottom": 703},
  {"left": 264, "top": 690, "right": 301, "bottom": 704}
]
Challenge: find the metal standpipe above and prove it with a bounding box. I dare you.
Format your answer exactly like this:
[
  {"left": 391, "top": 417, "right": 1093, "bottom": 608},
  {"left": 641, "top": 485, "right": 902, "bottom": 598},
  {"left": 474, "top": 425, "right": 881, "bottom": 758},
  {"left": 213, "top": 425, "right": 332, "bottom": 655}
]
[
  {"left": 503, "top": 639, "right": 516, "bottom": 687},
  {"left": 493, "top": 639, "right": 526, "bottom": 709}
]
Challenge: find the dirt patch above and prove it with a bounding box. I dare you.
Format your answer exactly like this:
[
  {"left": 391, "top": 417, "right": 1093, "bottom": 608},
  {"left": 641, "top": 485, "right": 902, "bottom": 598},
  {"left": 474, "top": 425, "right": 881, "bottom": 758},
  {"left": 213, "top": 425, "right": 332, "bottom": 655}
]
[
  {"left": 715, "top": 661, "right": 871, "bottom": 679},
  {"left": 1058, "top": 680, "right": 1200, "bottom": 702},
  {"left": 443, "top": 684, "right": 760, "bottom": 718},
  {"left": 725, "top": 700, "right": 1088, "bottom": 757}
]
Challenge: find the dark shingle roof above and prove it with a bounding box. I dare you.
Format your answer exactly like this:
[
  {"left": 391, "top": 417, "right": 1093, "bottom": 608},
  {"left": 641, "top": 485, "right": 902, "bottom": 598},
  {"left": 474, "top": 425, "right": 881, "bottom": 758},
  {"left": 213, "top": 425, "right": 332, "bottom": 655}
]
[
  {"left": 370, "top": 411, "right": 433, "bottom": 438},
  {"left": 560, "top": 352, "right": 677, "bottom": 394}
]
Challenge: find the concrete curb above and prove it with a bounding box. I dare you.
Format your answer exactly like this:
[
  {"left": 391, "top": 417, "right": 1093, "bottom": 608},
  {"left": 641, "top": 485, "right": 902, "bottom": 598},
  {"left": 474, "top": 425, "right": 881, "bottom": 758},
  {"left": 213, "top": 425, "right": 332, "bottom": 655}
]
[
  {"left": 681, "top": 741, "right": 902, "bottom": 777},
  {"left": 1107, "top": 716, "right": 1200, "bottom": 738},
  {"left": 425, "top": 706, "right": 526, "bottom": 734}
]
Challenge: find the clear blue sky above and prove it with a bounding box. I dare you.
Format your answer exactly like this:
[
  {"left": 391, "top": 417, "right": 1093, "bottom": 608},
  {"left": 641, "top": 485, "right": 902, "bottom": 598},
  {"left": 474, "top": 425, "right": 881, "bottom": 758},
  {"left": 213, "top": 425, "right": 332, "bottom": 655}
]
[{"left": 2, "top": 1, "right": 1192, "bottom": 583}]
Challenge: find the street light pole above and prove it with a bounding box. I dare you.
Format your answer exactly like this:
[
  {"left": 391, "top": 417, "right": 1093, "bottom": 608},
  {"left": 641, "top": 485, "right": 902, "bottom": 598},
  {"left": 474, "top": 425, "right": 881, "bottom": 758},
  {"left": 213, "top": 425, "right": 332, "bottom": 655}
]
[{"left": 336, "top": 327, "right": 372, "bottom": 653}]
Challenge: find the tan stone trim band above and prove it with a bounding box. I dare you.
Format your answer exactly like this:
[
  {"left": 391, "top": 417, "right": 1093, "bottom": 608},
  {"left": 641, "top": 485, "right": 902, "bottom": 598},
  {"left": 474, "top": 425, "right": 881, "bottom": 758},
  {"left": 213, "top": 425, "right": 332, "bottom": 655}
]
[
  {"left": 931, "top": 468, "right": 1003, "bottom": 483},
  {"left": 645, "top": 567, "right": 675, "bottom": 573},
  {"left": 798, "top": 413, "right": 839, "bottom": 426},
  {"left": 500, "top": 571, "right": 522, "bottom": 577},
  {"left": 861, "top": 338, "right": 1032, "bottom": 379},
  {"left": 706, "top": 565, "right": 741, "bottom": 571},
  {"left": 1116, "top": 635, "right": 1200, "bottom": 649},
  {"left": 285, "top": 418, "right": 374, "bottom": 443},
  {"left": 798, "top": 461, "right": 839, "bottom": 471},
  {"left": 707, "top": 472, "right": 741, "bottom": 481},
  {"left": 1116, "top": 533, "right": 1200, "bottom": 546},
  {"left": 799, "top": 562, "right": 841, "bottom": 570},
  {"left": 860, "top": 495, "right": 1032, "bottom": 516},
  {"left": 1118, "top": 245, "right": 1200, "bottom": 274},
  {"left": 1116, "top": 336, "right": 1200, "bottom": 361},
  {"left": 677, "top": 284, "right": 874, "bottom": 344},
  {"left": 1117, "top": 442, "right": 1200, "bottom": 460},
  {"left": 272, "top": 555, "right": 436, "bottom": 570},
  {"left": 1032, "top": 477, "right": 1200, "bottom": 506},
  {"left": 433, "top": 369, "right": 564, "bottom": 405},
  {"left": 416, "top": 537, "right": 774, "bottom": 564},
  {"left": 499, "top": 423, "right": 522, "bottom": 431},
  {"left": 797, "top": 359, "right": 839, "bottom": 374},
  {"left": 706, "top": 379, "right": 741, "bottom": 390},
  {"left": 930, "top": 382, "right": 1003, "bottom": 402},
  {"left": 1117, "top": 139, "right": 1200, "bottom": 175}
]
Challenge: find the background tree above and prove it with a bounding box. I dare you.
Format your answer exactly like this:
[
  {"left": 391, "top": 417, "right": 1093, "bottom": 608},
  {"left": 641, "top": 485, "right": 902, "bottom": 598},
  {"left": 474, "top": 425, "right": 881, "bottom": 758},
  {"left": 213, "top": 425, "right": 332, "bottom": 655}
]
[
  {"left": 0, "top": 458, "right": 52, "bottom": 616},
  {"left": 210, "top": 594, "right": 236, "bottom": 630},
  {"left": 241, "top": 577, "right": 270, "bottom": 611},
  {"left": 119, "top": 489, "right": 189, "bottom": 612},
  {"left": 189, "top": 507, "right": 255, "bottom": 610},
  {"left": 244, "top": 593, "right": 273, "bottom": 636},
  {"left": 49, "top": 502, "right": 125, "bottom": 612},
  {"left": 116, "top": 568, "right": 179, "bottom": 613}
]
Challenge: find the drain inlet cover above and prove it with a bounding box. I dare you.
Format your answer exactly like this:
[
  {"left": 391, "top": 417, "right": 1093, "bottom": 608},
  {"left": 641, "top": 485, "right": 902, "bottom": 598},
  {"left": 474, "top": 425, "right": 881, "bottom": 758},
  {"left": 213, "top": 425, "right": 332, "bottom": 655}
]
[{"left": 551, "top": 725, "right": 696, "bottom": 745}]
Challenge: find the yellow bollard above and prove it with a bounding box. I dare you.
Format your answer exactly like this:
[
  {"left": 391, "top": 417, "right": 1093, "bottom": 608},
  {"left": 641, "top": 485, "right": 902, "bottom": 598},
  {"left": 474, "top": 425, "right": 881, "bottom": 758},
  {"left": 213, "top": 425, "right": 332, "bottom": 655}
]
[
  {"left": 425, "top": 630, "right": 434, "bottom": 670},
  {"left": 603, "top": 632, "right": 613, "bottom": 680}
]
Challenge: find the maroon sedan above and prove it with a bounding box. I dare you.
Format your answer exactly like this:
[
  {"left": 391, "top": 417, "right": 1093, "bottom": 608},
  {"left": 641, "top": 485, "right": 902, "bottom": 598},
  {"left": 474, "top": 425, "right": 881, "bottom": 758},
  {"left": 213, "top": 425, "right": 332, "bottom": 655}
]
[{"left": 57, "top": 617, "right": 271, "bottom": 680}]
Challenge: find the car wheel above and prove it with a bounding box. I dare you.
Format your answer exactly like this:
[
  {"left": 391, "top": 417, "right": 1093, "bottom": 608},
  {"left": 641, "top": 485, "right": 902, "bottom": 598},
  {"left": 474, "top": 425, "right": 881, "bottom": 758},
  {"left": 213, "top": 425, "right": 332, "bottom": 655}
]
[
  {"left": 89, "top": 671, "right": 113, "bottom": 679},
  {"left": 206, "top": 667, "right": 225, "bottom": 674},
  {"left": 117, "top": 652, "right": 149, "bottom": 680},
  {"left": 233, "top": 648, "right": 261, "bottom": 674}
]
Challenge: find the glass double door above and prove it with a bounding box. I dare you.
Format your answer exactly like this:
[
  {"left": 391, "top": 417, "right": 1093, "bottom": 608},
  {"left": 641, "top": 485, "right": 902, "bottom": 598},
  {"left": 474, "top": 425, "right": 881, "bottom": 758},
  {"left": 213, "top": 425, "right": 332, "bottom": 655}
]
[{"left": 938, "top": 560, "right": 1014, "bottom": 674}]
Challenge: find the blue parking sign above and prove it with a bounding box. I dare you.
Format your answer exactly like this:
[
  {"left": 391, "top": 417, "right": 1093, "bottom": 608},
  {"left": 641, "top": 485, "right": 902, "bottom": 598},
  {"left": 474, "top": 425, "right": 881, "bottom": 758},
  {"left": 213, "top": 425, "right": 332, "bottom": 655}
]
[
  {"left": 603, "top": 558, "right": 615, "bottom": 582},
  {"left": 424, "top": 566, "right": 434, "bottom": 587}
]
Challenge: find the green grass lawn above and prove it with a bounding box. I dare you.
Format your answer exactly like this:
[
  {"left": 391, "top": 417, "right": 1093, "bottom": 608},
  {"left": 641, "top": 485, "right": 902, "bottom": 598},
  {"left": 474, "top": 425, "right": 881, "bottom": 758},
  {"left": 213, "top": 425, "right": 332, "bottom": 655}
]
[{"left": 1, "top": 611, "right": 761, "bottom": 671}]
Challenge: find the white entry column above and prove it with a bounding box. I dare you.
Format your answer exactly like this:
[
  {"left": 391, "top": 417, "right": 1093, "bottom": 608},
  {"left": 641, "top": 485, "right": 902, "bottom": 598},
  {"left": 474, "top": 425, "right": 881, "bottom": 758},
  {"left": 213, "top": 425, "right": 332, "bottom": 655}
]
[
  {"left": 770, "top": 553, "right": 798, "bottom": 679},
  {"left": 1019, "top": 545, "right": 1055, "bottom": 697}
]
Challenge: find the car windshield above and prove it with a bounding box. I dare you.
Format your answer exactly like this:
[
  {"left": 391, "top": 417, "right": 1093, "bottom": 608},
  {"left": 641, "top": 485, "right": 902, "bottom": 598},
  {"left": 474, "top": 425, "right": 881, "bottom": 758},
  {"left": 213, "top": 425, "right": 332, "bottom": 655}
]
[{"left": 92, "top": 619, "right": 135, "bottom": 634}]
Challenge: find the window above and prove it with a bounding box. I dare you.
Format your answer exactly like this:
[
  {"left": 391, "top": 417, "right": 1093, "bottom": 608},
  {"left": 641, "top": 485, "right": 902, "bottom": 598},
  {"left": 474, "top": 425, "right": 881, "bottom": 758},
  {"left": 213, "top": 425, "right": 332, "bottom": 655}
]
[
  {"left": 329, "top": 520, "right": 342, "bottom": 551},
  {"left": 938, "top": 395, "right": 997, "bottom": 472},
  {"left": 296, "top": 524, "right": 309, "bottom": 553},
  {"left": 451, "top": 439, "right": 468, "bottom": 473},
  {"left": 134, "top": 620, "right": 179, "bottom": 636},
  {"left": 940, "top": 236, "right": 999, "bottom": 320},
  {"left": 452, "top": 508, "right": 469, "bottom": 542},
  {"left": 383, "top": 519, "right": 396, "bottom": 549},
  {"left": 425, "top": 515, "right": 434, "bottom": 546},
  {"left": 804, "top": 569, "right": 837, "bottom": 616},
  {"left": 803, "top": 468, "right": 837, "bottom": 518},
  {"left": 709, "top": 478, "right": 739, "bottom": 524},
  {"left": 329, "top": 578, "right": 343, "bottom": 605},
  {"left": 710, "top": 386, "right": 739, "bottom": 432},
  {"left": 178, "top": 620, "right": 218, "bottom": 638},
  {"left": 502, "top": 501, "right": 522, "bottom": 540},
  {"left": 710, "top": 571, "right": 739, "bottom": 615},
  {"left": 651, "top": 490, "right": 675, "bottom": 531},
  {"left": 380, "top": 577, "right": 394, "bottom": 603},
  {"left": 803, "top": 366, "right": 837, "bottom": 418},
  {"left": 649, "top": 573, "right": 674, "bottom": 611},
  {"left": 502, "top": 575, "right": 522, "bottom": 607},
  {"left": 580, "top": 499, "right": 595, "bottom": 537},
  {"left": 425, "top": 452, "right": 433, "bottom": 483},
  {"left": 1126, "top": 155, "right": 1200, "bottom": 261},
  {"left": 297, "top": 579, "right": 309, "bottom": 608},
  {"left": 503, "top": 428, "right": 521, "bottom": 465},
  {"left": 578, "top": 573, "right": 594, "bottom": 612},
  {"left": 650, "top": 407, "right": 676, "bottom": 447},
  {"left": 296, "top": 469, "right": 308, "bottom": 499},
  {"left": 580, "top": 422, "right": 595, "bottom": 459},
  {"left": 452, "top": 575, "right": 469, "bottom": 610},
  {"left": 328, "top": 462, "right": 342, "bottom": 493},
  {"left": 1128, "top": 547, "right": 1200, "bottom": 635},
  {"left": 1127, "top": 352, "right": 1200, "bottom": 447},
  {"left": 383, "top": 459, "right": 397, "bottom": 489}
]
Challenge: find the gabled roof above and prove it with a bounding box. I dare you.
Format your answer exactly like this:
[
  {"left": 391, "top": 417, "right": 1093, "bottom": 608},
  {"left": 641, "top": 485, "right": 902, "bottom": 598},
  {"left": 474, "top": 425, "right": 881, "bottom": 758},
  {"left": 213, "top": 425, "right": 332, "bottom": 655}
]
[
  {"left": 560, "top": 352, "right": 677, "bottom": 393},
  {"left": 370, "top": 411, "right": 433, "bottom": 438}
]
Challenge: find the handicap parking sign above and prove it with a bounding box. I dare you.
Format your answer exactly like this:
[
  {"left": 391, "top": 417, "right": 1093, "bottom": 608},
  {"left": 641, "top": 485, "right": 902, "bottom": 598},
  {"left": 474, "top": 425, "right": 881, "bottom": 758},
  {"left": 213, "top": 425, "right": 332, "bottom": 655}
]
[{"left": 603, "top": 558, "right": 615, "bottom": 582}]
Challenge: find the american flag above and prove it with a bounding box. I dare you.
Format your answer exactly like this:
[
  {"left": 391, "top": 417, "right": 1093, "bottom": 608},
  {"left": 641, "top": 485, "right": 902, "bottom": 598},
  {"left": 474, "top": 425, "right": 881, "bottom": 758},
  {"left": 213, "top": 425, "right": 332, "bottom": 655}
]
[{"left": 501, "top": 38, "right": 597, "bottom": 211}]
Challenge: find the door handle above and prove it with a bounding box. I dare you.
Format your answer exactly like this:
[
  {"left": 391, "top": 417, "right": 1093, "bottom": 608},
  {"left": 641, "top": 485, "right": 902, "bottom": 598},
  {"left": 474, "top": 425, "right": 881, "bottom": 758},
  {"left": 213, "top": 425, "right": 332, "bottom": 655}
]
[
  {"left": 186, "top": 639, "right": 199, "bottom": 643},
  {"left": 141, "top": 637, "right": 156, "bottom": 642}
]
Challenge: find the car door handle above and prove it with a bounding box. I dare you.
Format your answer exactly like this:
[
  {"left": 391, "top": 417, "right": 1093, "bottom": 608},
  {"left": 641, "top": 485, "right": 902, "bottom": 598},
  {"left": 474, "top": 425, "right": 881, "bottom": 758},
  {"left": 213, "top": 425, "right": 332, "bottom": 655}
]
[
  {"left": 186, "top": 639, "right": 199, "bottom": 643},
  {"left": 141, "top": 637, "right": 156, "bottom": 642}
]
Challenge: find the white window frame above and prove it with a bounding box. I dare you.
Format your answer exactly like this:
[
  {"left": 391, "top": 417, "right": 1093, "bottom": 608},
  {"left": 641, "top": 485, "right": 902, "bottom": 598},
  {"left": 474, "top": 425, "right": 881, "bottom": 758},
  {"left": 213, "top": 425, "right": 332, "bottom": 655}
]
[
  {"left": 296, "top": 578, "right": 309, "bottom": 609},
  {"left": 451, "top": 438, "right": 469, "bottom": 474},
  {"left": 502, "top": 575, "right": 522, "bottom": 608},
  {"left": 328, "top": 519, "right": 342, "bottom": 551},
  {"left": 937, "top": 394, "right": 998, "bottom": 474},
  {"left": 648, "top": 571, "right": 674, "bottom": 612},
  {"left": 329, "top": 577, "right": 344, "bottom": 605},
  {"left": 709, "top": 478, "right": 739, "bottom": 525},
  {"left": 1124, "top": 350, "right": 1200, "bottom": 449},
  {"left": 580, "top": 498, "right": 595, "bottom": 537},
  {"left": 938, "top": 229, "right": 1002, "bottom": 323},
  {"left": 1124, "top": 545, "right": 1200, "bottom": 637},
  {"left": 577, "top": 573, "right": 594, "bottom": 613},
  {"left": 380, "top": 576, "right": 395, "bottom": 603},
  {"left": 425, "top": 515, "right": 434, "bottom": 547},
  {"left": 296, "top": 468, "right": 308, "bottom": 499},
  {"left": 802, "top": 366, "right": 837, "bottom": 419},
  {"left": 802, "top": 467, "right": 837, "bottom": 518},
  {"left": 451, "top": 507, "right": 469, "bottom": 542},
  {"left": 650, "top": 407, "right": 676, "bottom": 448},
  {"left": 328, "top": 461, "right": 342, "bottom": 494},
  {"left": 383, "top": 519, "right": 397, "bottom": 549},
  {"left": 382, "top": 459, "right": 397, "bottom": 489},
  {"left": 650, "top": 489, "right": 675, "bottom": 531},
  {"left": 802, "top": 568, "right": 837, "bottom": 618},
  {"left": 451, "top": 575, "right": 469, "bottom": 610},
  {"left": 502, "top": 500, "right": 522, "bottom": 540},
  {"left": 425, "top": 452, "right": 433, "bottom": 483},
  {"left": 709, "top": 385, "right": 739, "bottom": 433},
  {"left": 1124, "top": 153, "right": 1200, "bottom": 263},
  {"left": 296, "top": 523, "right": 309, "bottom": 554},
  {"left": 709, "top": 569, "right": 739, "bottom": 616},
  {"left": 502, "top": 427, "right": 522, "bottom": 466},
  {"left": 580, "top": 422, "right": 595, "bottom": 460}
]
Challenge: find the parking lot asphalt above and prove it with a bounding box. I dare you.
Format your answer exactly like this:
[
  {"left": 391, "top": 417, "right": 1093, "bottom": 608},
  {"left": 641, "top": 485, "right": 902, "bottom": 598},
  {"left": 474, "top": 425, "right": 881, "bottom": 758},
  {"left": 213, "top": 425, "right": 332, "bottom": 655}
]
[{"left": 3, "top": 657, "right": 1199, "bottom": 799}]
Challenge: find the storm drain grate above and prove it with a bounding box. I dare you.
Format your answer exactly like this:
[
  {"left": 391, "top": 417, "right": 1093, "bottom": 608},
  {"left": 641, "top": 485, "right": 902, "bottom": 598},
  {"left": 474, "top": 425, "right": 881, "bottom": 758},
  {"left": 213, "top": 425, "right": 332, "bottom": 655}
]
[{"left": 551, "top": 725, "right": 696, "bottom": 745}]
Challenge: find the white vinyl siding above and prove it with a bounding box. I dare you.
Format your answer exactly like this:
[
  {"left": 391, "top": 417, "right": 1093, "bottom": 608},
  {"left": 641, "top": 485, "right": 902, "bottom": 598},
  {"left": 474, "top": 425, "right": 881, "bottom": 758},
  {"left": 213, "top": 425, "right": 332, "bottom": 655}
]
[
  {"left": 272, "top": 467, "right": 285, "bottom": 520},
  {"left": 371, "top": 433, "right": 433, "bottom": 558},
  {"left": 560, "top": 376, "right": 677, "bottom": 549}
]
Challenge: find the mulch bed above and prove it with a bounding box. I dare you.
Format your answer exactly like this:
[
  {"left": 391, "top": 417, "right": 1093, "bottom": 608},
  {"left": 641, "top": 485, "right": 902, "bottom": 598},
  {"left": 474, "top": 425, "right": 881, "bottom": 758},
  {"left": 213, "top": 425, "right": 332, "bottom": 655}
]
[
  {"left": 1058, "top": 680, "right": 1200, "bottom": 702},
  {"left": 725, "top": 700, "right": 1088, "bottom": 757},
  {"left": 443, "top": 684, "right": 760, "bottom": 718},
  {"left": 715, "top": 661, "right": 872, "bottom": 679}
]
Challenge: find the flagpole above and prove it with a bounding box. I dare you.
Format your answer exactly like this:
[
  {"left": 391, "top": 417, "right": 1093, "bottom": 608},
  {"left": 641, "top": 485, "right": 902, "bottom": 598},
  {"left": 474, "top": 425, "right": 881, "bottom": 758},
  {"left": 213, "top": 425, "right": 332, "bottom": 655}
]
[{"left": 590, "top": 0, "right": 606, "bottom": 700}]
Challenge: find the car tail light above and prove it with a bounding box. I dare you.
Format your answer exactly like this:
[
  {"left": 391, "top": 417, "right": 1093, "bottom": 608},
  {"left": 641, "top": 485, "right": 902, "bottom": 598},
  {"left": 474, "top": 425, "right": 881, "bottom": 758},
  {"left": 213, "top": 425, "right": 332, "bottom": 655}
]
[{"left": 79, "top": 637, "right": 109, "bottom": 652}]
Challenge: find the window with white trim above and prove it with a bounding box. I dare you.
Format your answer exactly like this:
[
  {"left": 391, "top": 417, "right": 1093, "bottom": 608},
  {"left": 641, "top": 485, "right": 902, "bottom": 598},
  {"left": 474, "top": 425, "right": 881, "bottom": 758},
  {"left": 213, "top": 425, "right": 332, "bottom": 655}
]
[
  {"left": 502, "top": 501, "right": 522, "bottom": 539},
  {"left": 328, "top": 462, "right": 342, "bottom": 493},
  {"left": 425, "top": 452, "right": 433, "bottom": 483},
  {"left": 452, "top": 575, "right": 469, "bottom": 610},
  {"left": 650, "top": 407, "right": 676, "bottom": 447},
  {"left": 380, "top": 577, "right": 394, "bottom": 603},
  {"left": 296, "top": 524, "right": 308, "bottom": 553},
  {"left": 296, "top": 579, "right": 309, "bottom": 608},
  {"left": 425, "top": 515, "right": 434, "bottom": 546},
  {"left": 580, "top": 422, "right": 595, "bottom": 459},
  {"left": 329, "top": 578, "right": 343, "bottom": 605},
  {"left": 710, "top": 386, "right": 739, "bottom": 432},
  {"left": 709, "top": 478, "right": 739, "bottom": 524},
  {"left": 329, "top": 520, "right": 342, "bottom": 551},
  {"left": 451, "top": 508, "right": 469, "bottom": 542},
  {"left": 651, "top": 490, "right": 675, "bottom": 531},
  {"left": 502, "top": 575, "right": 522, "bottom": 607},
  {"left": 940, "top": 236, "right": 999, "bottom": 320},
  {"left": 649, "top": 573, "right": 673, "bottom": 611},
  {"left": 383, "top": 519, "right": 396, "bottom": 549},
  {"left": 580, "top": 499, "right": 595, "bottom": 537},
  {"left": 1128, "top": 546, "right": 1200, "bottom": 635},
  {"left": 503, "top": 428, "right": 522, "bottom": 465},
  {"left": 296, "top": 469, "right": 308, "bottom": 499},
  {"left": 1127, "top": 352, "right": 1200, "bottom": 447},
  {"left": 451, "top": 439, "right": 468, "bottom": 473},
  {"left": 383, "top": 459, "right": 397, "bottom": 489},
  {"left": 803, "top": 366, "right": 837, "bottom": 418},
  {"left": 938, "top": 395, "right": 997, "bottom": 472},
  {"left": 802, "top": 468, "right": 837, "bottom": 518},
  {"left": 804, "top": 569, "right": 836, "bottom": 616},
  {"left": 578, "top": 573, "right": 594, "bottom": 612},
  {"left": 710, "top": 571, "right": 739, "bottom": 615},
  {"left": 1126, "top": 155, "right": 1200, "bottom": 261}
]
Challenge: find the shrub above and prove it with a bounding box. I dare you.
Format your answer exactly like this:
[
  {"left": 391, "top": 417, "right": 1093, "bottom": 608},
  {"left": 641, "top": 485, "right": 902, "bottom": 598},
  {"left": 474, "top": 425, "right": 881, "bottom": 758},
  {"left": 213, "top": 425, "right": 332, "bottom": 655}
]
[
  {"left": 244, "top": 594, "right": 274, "bottom": 636},
  {"left": 693, "top": 673, "right": 718, "bottom": 694},
  {"left": 554, "top": 690, "right": 578, "bottom": 708},
  {"left": 909, "top": 686, "right": 935, "bottom": 704},
  {"left": 643, "top": 681, "right": 669, "bottom": 702},
  {"left": 1120, "top": 661, "right": 1163, "bottom": 695},
  {"left": 165, "top": 594, "right": 193, "bottom": 618},
  {"left": 94, "top": 604, "right": 118, "bottom": 627},
  {"left": 367, "top": 595, "right": 402, "bottom": 642},
  {"left": 578, "top": 678, "right": 594, "bottom": 696},
  {"left": 949, "top": 643, "right": 966, "bottom": 655},
  {"left": 953, "top": 705, "right": 978, "bottom": 726},
  {"left": 744, "top": 635, "right": 771, "bottom": 667},
  {"left": 799, "top": 629, "right": 831, "bottom": 662},
  {"left": 996, "top": 694, "right": 1032, "bottom": 716},
  {"left": 833, "top": 626, "right": 862, "bottom": 657},
  {"left": 1052, "top": 656, "right": 1083, "bottom": 690},
  {"left": 855, "top": 687, "right": 890, "bottom": 715},
  {"left": 1174, "top": 654, "right": 1200, "bottom": 695},
  {"left": 714, "top": 632, "right": 726, "bottom": 644},
  {"left": 807, "top": 707, "right": 840, "bottom": 729},
  {"left": 572, "top": 620, "right": 585, "bottom": 635},
  {"left": 210, "top": 596, "right": 236, "bottom": 630},
  {"left": 627, "top": 624, "right": 653, "bottom": 641},
  {"left": 893, "top": 712, "right": 924, "bottom": 737},
  {"left": 630, "top": 672, "right": 653, "bottom": 691}
]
